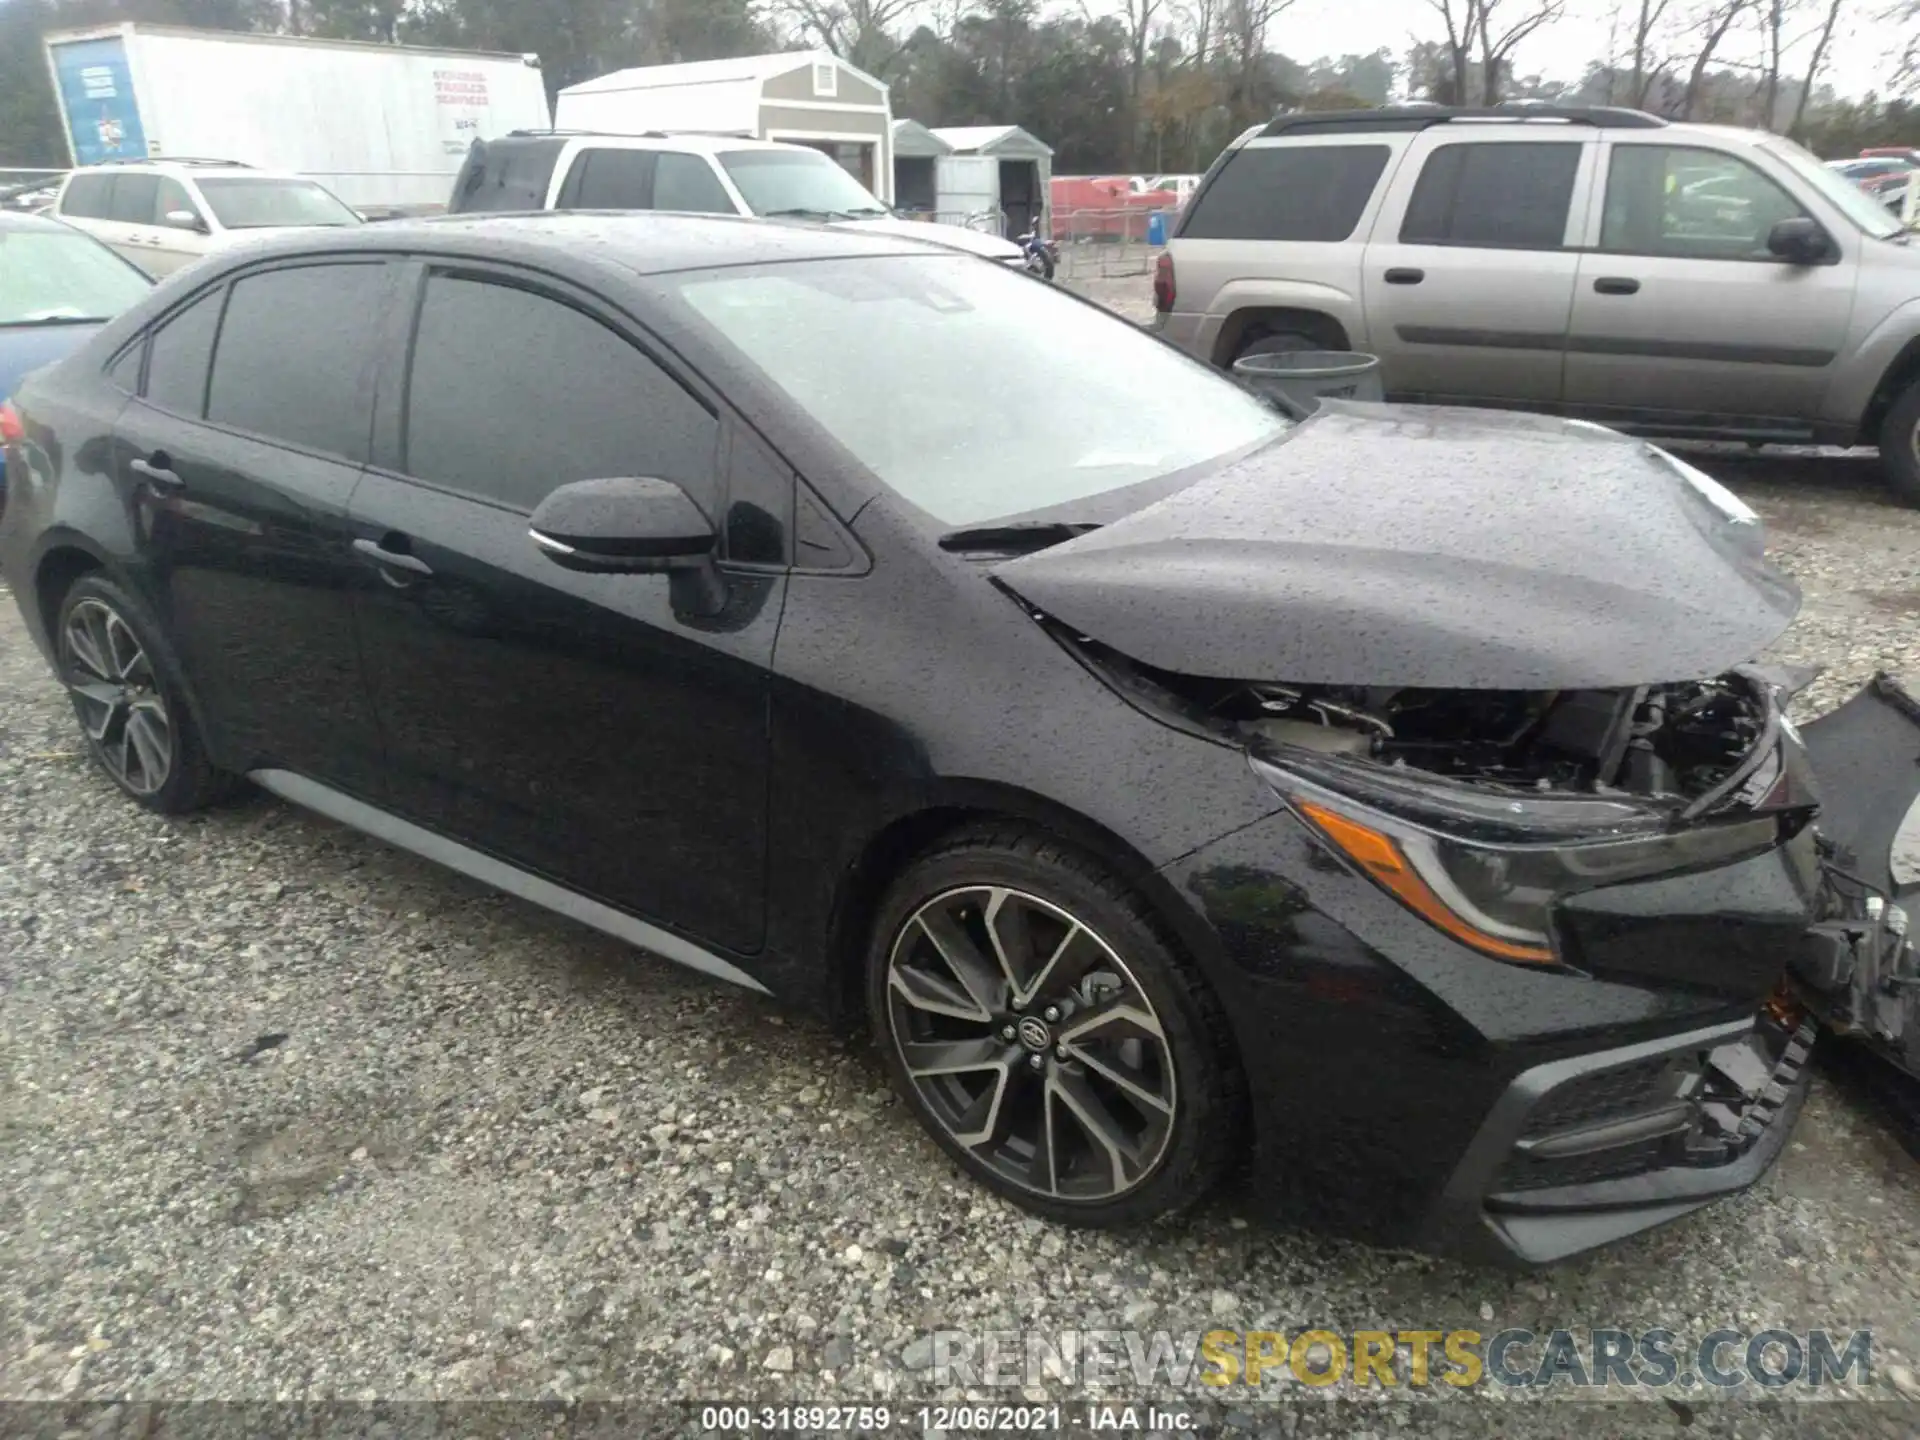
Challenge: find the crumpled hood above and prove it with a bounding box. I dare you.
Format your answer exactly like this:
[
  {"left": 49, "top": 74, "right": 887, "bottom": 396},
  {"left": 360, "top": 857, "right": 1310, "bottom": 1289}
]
[
  {"left": 994, "top": 405, "right": 1802, "bottom": 690},
  {"left": 830, "top": 214, "right": 1025, "bottom": 261}
]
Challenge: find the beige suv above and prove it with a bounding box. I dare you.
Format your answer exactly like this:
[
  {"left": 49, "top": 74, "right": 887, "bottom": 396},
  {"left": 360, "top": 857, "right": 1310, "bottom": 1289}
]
[{"left": 1154, "top": 105, "right": 1920, "bottom": 501}]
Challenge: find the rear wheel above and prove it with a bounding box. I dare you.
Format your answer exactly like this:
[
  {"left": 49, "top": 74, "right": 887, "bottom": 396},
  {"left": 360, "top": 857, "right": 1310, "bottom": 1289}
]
[
  {"left": 1234, "top": 330, "right": 1319, "bottom": 365},
  {"left": 866, "top": 826, "right": 1241, "bottom": 1226},
  {"left": 55, "top": 575, "right": 229, "bottom": 814},
  {"left": 1882, "top": 379, "right": 1920, "bottom": 507}
]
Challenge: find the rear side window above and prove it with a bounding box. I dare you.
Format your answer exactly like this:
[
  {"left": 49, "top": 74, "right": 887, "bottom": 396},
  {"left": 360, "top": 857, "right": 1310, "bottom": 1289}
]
[
  {"left": 206, "top": 263, "right": 385, "bottom": 459},
  {"left": 107, "top": 174, "right": 159, "bottom": 224},
  {"left": 1401, "top": 142, "right": 1582, "bottom": 250},
  {"left": 402, "top": 272, "right": 718, "bottom": 513},
  {"left": 60, "top": 173, "right": 114, "bottom": 220},
  {"left": 560, "top": 148, "right": 657, "bottom": 210},
  {"left": 143, "top": 290, "right": 225, "bottom": 417},
  {"left": 653, "top": 153, "right": 735, "bottom": 214},
  {"left": 1180, "top": 145, "right": 1389, "bottom": 241}
]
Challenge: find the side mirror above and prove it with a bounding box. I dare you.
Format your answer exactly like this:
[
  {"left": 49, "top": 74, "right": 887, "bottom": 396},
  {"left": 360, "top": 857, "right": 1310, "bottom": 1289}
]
[
  {"left": 163, "top": 209, "right": 207, "bottom": 233},
  {"left": 1766, "top": 216, "right": 1833, "bottom": 265},
  {"left": 529, "top": 476, "right": 726, "bottom": 613}
]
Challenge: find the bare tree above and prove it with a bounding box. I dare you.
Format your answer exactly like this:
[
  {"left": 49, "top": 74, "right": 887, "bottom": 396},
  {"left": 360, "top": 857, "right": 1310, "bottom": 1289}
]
[
  {"left": 1172, "top": 0, "right": 1220, "bottom": 67},
  {"left": 781, "top": 0, "right": 917, "bottom": 79},
  {"left": 1219, "top": 0, "right": 1298, "bottom": 115},
  {"left": 1681, "top": 0, "right": 1753, "bottom": 118},
  {"left": 1470, "top": 0, "right": 1566, "bottom": 105},
  {"left": 1424, "top": 0, "right": 1479, "bottom": 105},
  {"left": 1787, "top": 0, "right": 1844, "bottom": 134},
  {"left": 1628, "top": 0, "right": 1674, "bottom": 103},
  {"left": 1759, "top": 0, "right": 1787, "bottom": 128}
]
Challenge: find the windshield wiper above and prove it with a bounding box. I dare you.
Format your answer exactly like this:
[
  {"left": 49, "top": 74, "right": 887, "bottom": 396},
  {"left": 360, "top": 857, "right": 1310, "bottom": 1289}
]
[{"left": 938, "top": 521, "right": 1101, "bottom": 556}]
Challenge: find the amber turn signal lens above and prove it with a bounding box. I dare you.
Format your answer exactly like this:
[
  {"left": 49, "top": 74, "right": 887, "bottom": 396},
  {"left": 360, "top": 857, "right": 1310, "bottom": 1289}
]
[{"left": 1297, "top": 800, "right": 1558, "bottom": 965}]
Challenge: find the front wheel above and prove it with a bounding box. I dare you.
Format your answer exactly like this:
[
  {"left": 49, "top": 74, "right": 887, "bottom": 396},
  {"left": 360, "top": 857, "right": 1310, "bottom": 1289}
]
[
  {"left": 1881, "top": 379, "right": 1920, "bottom": 507},
  {"left": 866, "top": 826, "right": 1242, "bottom": 1226}
]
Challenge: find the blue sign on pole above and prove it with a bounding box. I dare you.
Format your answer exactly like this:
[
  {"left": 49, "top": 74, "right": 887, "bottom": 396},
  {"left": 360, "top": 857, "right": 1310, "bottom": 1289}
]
[{"left": 52, "top": 38, "right": 149, "bottom": 166}]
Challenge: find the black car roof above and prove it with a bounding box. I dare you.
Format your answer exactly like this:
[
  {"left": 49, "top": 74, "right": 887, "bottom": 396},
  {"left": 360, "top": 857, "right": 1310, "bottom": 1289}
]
[{"left": 223, "top": 210, "right": 952, "bottom": 276}]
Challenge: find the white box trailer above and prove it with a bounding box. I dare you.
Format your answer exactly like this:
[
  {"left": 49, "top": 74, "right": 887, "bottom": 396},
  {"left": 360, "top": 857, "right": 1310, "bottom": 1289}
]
[{"left": 43, "top": 24, "right": 551, "bottom": 212}]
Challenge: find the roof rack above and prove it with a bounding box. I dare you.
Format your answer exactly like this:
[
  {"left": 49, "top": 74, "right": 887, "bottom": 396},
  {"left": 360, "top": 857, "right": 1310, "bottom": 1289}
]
[
  {"left": 503, "top": 127, "right": 756, "bottom": 140},
  {"left": 1258, "top": 104, "right": 1666, "bottom": 138}
]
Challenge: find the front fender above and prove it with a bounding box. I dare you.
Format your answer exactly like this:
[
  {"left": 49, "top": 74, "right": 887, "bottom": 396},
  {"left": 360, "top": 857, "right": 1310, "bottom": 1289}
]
[{"left": 1827, "top": 296, "right": 1920, "bottom": 430}]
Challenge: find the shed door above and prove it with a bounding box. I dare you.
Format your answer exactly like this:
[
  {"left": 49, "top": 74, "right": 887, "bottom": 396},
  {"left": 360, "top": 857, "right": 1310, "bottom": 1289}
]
[{"left": 937, "top": 155, "right": 999, "bottom": 222}]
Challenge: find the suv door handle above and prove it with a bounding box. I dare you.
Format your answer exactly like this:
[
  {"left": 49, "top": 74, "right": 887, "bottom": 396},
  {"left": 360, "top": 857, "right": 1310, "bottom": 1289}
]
[
  {"left": 1383, "top": 267, "right": 1425, "bottom": 285},
  {"left": 1593, "top": 276, "right": 1641, "bottom": 295},
  {"left": 129, "top": 455, "right": 183, "bottom": 490},
  {"left": 352, "top": 535, "right": 434, "bottom": 579}
]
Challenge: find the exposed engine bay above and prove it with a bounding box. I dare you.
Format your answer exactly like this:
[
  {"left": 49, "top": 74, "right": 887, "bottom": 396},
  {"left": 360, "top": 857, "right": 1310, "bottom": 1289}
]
[{"left": 1062, "top": 621, "right": 1773, "bottom": 805}]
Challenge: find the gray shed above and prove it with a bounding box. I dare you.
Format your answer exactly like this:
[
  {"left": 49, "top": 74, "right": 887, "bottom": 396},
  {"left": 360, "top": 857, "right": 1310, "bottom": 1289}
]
[
  {"left": 890, "top": 118, "right": 952, "bottom": 214},
  {"left": 927, "top": 124, "right": 1053, "bottom": 236},
  {"left": 556, "top": 51, "right": 895, "bottom": 201}
]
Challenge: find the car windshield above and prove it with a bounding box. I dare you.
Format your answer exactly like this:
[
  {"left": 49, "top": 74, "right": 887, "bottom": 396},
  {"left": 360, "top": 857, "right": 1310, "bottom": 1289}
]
[
  {"left": 673, "top": 255, "right": 1287, "bottom": 526},
  {"left": 1763, "top": 138, "right": 1905, "bottom": 239},
  {"left": 716, "top": 150, "right": 890, "bottom": 219},
  {"left": 0, "top": 226, "right": 150, "bottom": 326},
  {"left": 194, "top": 177, "right": 360, "bottom": 229}
]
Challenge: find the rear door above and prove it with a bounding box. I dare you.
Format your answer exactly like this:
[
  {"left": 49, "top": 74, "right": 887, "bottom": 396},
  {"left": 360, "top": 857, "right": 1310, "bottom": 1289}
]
[
  {"left": 345, "top": 261, "right": 783, "bottom": 953},
  {"left": 1363, "top": 130, "right": 1594, "bottom": 405},
  {"left": 1563, "top": 140, "right": 1859, "bottom": 430},
  {"left": 111, "top": 259, "right": 394, "bottom": 794},
  {"left": 55, "top": 172, "right": 129, "bottom": 262}
]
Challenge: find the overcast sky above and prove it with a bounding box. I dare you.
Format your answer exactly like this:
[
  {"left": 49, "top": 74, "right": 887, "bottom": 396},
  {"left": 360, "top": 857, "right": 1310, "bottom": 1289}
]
[{"left": 1276, "top": 0, "right": 1905, "bottom": 98}]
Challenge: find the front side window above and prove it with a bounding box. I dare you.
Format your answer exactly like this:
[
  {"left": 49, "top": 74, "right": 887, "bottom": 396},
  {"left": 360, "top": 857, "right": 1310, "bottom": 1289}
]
[
  {"left": 1601, "top": 145, "right": 1811, "bottom": 259},
  {"left": 193, "top": 177, "right": 360, "bottom": 229},
  {"left": 154, "top": 178, "right": 200, "bottom": 227},
  {"left": 0, "top": 226, "right": 151, "bottom": 326},
  {"left": 206, "top": 263, "right": 384, "bottom": 457},
  {"left": 716, "top": 150, "right": 888, "bottom": 219},
  {"left": 403, "top": 273, "right": 719, "bottom": 514},
  {"left": 1762, "top": 137, "right": 1904, "bottom": 240},
  {"left": 1401, "top": 142, "right": 1581, "bottom": 250},
  {"left": 144, "top": 289, "right": 225, "bottom": 417},
  {"left": 672, "top": 255, "right": 1286, "bottom": 528},
  {"left": 652, "top": 153, "right": 735, "bottom": 214}
]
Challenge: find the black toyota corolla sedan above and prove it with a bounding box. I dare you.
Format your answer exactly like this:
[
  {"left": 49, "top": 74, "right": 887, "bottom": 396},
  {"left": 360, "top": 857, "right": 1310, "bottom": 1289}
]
[{"left": 4, "top": 214, "right": 1917, "bottom": 1266}]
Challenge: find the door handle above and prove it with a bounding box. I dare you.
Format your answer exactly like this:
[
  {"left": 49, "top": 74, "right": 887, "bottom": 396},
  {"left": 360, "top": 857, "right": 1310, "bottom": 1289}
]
[
  {"left": 1383, "top": 267, "right": 1425, "bottom": 285},
  {"left": 129, "top": 455, "right": 183, "bottom": 490},
  {"left": 352, "top": 535, "right": 434, "bottom": 579},
  {"left": 1593, "top": 276, "right": 1641, "bottom": 295}
]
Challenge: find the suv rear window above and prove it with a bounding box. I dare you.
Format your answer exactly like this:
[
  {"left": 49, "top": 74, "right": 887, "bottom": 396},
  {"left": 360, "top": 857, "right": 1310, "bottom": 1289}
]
[
  {"left": 1400, "top": 142, "right": 1581, "bottom": 250},
  {"left": 449, "top": 136, "right": 569, "bottom": 214},
  {"left": 1179, "top": 145, "right": 1389, "bottom": 242}
]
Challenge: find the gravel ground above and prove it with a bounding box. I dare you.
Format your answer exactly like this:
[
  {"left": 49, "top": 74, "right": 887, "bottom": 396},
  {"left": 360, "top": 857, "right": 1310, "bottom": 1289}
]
[{"left": 5, "top": 342, "right": 1920, "bottom": 1434}]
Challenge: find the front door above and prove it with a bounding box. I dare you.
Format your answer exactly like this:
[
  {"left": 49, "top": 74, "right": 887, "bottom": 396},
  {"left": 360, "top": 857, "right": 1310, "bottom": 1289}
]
[
  {"left": 112, "top": 259, "right": 393, "bottom": 793},
  {"left": 1563, "top": 141, "right": 1858, "bottom": 429},
  {"left": 346, "top": 263, "right": 781, "bottom": 954},
  {"left": 1362, "top": 132, "right": 1593, "bottom": 406}
]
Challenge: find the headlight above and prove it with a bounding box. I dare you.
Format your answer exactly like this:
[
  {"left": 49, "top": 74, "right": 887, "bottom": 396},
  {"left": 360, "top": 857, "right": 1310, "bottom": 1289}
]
[{"left": 1263, "top": 765, "right": 1779, "bottom": 966}]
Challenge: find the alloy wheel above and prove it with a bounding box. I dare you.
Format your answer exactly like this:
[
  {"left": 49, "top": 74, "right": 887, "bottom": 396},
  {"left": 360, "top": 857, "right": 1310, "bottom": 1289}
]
[
  {"left": 61, "top": 597, "right": 174, "bottom": 795},
  {"left": 884, "top": 885, "right": 1177, "bottom": 1201}
]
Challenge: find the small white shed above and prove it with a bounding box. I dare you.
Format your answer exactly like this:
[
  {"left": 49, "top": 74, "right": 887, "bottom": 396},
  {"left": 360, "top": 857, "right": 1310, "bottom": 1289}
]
[
  {"left": 926, "top": 124, "right": 1053, "bottom": 237},
  {"left": 556, "top": 51, "right": 895, "bottom": 201}
]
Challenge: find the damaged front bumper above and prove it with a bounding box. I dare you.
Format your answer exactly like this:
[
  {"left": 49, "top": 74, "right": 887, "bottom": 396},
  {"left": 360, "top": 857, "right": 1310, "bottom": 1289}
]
[{"left": 1796, "top": 673, "right": 1920, "bottom": 1080}]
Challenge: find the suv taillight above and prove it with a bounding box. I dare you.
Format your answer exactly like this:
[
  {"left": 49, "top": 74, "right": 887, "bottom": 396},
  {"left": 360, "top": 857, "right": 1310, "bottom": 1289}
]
[
  {"left": 0, "top": 401, "right": 23, "bottom": 446},
  {"left": 1152, "top": 251, "right": 1175, "bottom": 312}
]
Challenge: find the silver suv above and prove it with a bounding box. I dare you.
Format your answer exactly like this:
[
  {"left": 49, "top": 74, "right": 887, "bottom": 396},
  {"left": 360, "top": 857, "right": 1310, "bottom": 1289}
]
[{"left": 1154, "top": 105, "right": 1920, "bottom": 501}]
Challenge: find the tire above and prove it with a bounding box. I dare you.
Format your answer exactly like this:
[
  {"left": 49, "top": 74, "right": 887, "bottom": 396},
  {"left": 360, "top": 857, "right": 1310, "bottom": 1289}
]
[
  {"left": 866, "top": 824, "right": 1243, "bottom": 1227},
  {"left": 53, "top": 574, "right": 230, "bottom": 814},
  {"left": 1881, "top": 379, "right": 1920, "bottom": 507}
]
